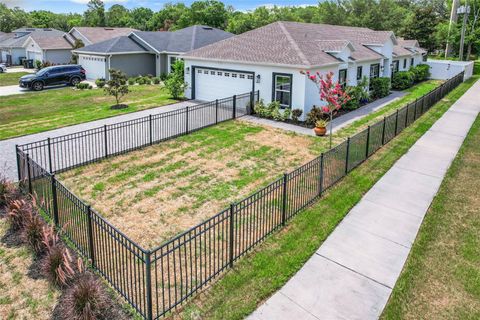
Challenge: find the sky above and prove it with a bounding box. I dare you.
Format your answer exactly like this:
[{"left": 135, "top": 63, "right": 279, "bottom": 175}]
[{"left": 2, "top": 0, "right": 319, "bottom": 13}]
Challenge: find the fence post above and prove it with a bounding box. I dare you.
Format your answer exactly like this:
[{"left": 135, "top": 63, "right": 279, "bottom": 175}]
[
  {"left": 186, "top": 106, "right": 189, "bottom": 134},
  {"left": 26, "top": 154, "right": 32, "bottom": 194},
  {"left": 232, "top": 95, "right": 237, "bottom": 119},
  {"left": 405, "top": 104, "right": 409, "bottom": 127},
  {"left": 345, "top": 137, "right": 350, "bottom": 174},
  {"left": 282, "top": 173, "right": 288, "bottom": 226},
  {"left": 47, "top": 137, "right": 53, "bottom": 173},
  {"left": 15, "top": 145, "right": 21, "bottom": 182},
  {"left": 249, "top": 91, "right": 254, "bottom": 115},
  {"left": 257, "top": 90, "right": 260, "bottom": 102},
  {"left": 145, "top": 250, "right": 153, "bottom": 320},
  {"left": 215, "top": 99, "right": 219, "bottom": 124},
  {"left": 229, "top": 203, "right": 235, "bottom": 268},
  {"left": 103, "top": 125, "right": 108, "bottom": 158},
  {"left": 413, "top": 98, "right": 418, "bottom": 120},
  {"left": 86, "top": 205, "right": 95, "bottom": 267},
  {"left": 149, "top": 114, "right": 153, "bottom": 146},
  {"left": 51, "top": 175, "right": 59, "bottom": 226},
  {"left": 365, "top": 126, "right": 371, "bottom": 158},
  {"left": 381, "top": 117, "right": 386, "bottom": 145},
  {"left": 394, "top": 109, "right": 399, "bottom": 135},
  {"left": 319, "top": 153, "right": 324, "bottom": 196}
]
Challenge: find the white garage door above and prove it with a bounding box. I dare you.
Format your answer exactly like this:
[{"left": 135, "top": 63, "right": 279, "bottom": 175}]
[
  {"left": 78, "top": 55, "right": 106, "bottom": 80},
  {"left": 194, "top": 68, "right": 253, "bottom": 101},
  {"left": 27, "top": 51, "right": 43, "bottom": 62}
]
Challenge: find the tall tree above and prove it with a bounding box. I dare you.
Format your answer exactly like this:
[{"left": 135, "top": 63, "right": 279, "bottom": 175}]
[
  {"left": 106, "top": 4, "right": 130, "bottom": 27},
  {"left": 401, "top": 5, "right": 439, "bottom": 51},
  {"left": 83, "top": 0, "right": 106, "bottom": 27},
  {"left": 129, "top": 7, "right": 154, "bottom": 30},
  {"left": 0, "top": 4, "right": 30, "bottom": 32}
]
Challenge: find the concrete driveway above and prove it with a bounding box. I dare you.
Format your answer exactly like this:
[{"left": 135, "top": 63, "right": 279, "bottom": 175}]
[
  {"left": 5, "top": 67, "right": 36, "bottom": 73},
  {"left": 0, "top": 84, "right": 74, "bottom": 97}
]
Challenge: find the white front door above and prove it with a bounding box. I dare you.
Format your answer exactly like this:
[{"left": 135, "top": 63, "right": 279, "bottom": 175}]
[
  {"left": 78, "top": 55, "right": 106, "bottom": 80},
  {"left": 194, "top": 68, "right": 254, "bottom": 101}
]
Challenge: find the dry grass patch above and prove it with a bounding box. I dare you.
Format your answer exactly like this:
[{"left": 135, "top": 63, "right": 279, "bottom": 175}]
[
  {"left": 59, "top": 120, "right": 326, "bottom": 248},
  {"left": 0, "top": 219, "right": 59, "bottom": 320}
]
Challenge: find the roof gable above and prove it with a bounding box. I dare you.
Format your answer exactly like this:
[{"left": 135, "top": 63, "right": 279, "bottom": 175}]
[
  {"left": 73, "top": 36, "right": 150, "bottom": 54},
  {"left": 70, "top": 27, "right": 138, "bottom": 45}
]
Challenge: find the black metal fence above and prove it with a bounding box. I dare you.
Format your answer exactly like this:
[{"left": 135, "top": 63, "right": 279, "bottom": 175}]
[{"left": 16, "top": 72, "right": 464, "bottom": 319}]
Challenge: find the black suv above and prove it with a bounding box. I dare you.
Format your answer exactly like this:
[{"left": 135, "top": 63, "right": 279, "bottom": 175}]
[{"left": 19, "top": 65, "right": 86, "bottom": 91}]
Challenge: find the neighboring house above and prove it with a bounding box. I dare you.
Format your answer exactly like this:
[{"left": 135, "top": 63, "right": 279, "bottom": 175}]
[
  {"left": 0, "top": 28, "right": 67, "bottom": 65},
  {"left": 182, "top": 21, "right": 427, "bottom": 116},
  {"left": 396, "top": 38, "right": 428, "bottom": 66},
  {"left": 72, "top": 25, "right": 233, "bottom": 80},
  {"left": 24, "top": 32, "right": 74, "bottom": 64},
  {"left": 67, "top": 27, "right": 137, "bottom": 46}
]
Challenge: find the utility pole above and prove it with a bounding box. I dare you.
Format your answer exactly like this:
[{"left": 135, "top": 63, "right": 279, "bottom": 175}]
[
  {"left": 459, "top": 2, "right": 470, "bottom": 61},
  {"left": 445, "top": 0, "right": 460, "bottom": 58}
]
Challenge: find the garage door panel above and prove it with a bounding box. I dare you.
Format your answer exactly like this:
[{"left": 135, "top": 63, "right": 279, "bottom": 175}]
[
  {"left": 79, "top": 55, "right": 106, "bottom": 80},
  {"left": 195, "top": 68, "right": 253, "bottom": 102}
]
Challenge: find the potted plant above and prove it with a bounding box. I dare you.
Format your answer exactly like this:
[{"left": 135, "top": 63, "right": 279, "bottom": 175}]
[{"left": 314, "top": 119, "right": 328, "bottom": 136}]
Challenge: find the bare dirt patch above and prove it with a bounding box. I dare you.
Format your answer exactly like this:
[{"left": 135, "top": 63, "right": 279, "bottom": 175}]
[{"left": 59, "top": 120, "right": 325, "bottom": 248}]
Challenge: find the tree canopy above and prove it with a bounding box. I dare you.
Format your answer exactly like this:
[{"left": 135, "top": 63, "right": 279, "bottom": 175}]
[{"left": 0, "top": 0, "right": 478, "bottom": 58}]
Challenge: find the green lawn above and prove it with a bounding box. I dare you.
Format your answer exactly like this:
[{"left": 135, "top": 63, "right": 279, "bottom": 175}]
[
  {"left": 168, "top": 75, "right": 479, "bottom": 320},
  {"left": 0, "top": 85, "right": 177, "bottom": 140},
  {"left": 0, "top": 72, "right": 29, "bottom": 86},
  {"left": 381, "top": 119, "right": 480, "bottom": 317}
]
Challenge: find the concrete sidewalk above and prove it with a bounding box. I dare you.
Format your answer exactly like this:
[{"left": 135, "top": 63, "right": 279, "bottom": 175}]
[
  {"left": 248, "top": 80, "right": 480, "bottom": 320},
  {"left": 243, "top": 91, "right": 406, "bottom": 136},
  {"left": 0, "top": 100, "right": 197, "bottom": 181}
]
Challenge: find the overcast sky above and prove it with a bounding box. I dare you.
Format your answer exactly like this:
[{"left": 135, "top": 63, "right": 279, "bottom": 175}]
[{"left": 3, "top": 0, "right": 318, "bottom": 13}]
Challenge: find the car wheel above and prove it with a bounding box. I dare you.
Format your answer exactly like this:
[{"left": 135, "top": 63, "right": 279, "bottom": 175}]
[
  {"left": 32, "top": 81, "right": 44, "bottom": 91},
  {"left": 70, "top": 77, "right": 81, "bottom": 86}
]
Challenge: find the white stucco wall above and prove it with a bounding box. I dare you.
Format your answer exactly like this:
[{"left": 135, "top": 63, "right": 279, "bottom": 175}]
[
  {"left": 184, "top": 59, "right": 325, "bottom": 111},
  {"left": 426, "top": 59, "right": 474, "bottom": 81}
]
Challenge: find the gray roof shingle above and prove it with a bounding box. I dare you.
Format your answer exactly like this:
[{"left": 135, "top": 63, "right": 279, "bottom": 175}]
[
  {"left": 0, "top": 28, "right": 65, "bottom": 48},
  {"left": 74, "top": 36, "right": 149, "bottom": 54},
  {"left": 72, "top": 27, "right": 137, "bottom": 44},
  {"left": 183, "top": 21, "right": 393, "bottom": 68}
]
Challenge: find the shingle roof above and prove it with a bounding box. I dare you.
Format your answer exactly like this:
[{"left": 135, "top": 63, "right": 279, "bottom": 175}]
[
  {"left": 72, "top": 27, "right": 137, "bottom": 44},
  {"left": 30, "top": 33, "right": 73, "bottom": 50},
  {"left": 74, "top": 25, "right": 233, "bottom": 55},
  {"left": 393, "top": 45, "right": 413, "bottom": 57},
  {"left": 183, "top": 21, "right": 390, "bottom": 68},
  {"left": 0, "top": 29, "right": 65, "bottom": 48},
  {"left": 74, "top": 36, "right": 149, "bottom": 54},
  {"left": 134, "top": 25, "right": 233, "bottom": 53},
  {"left": 396, "top": 38, "right": 419, "bottom": 48}
]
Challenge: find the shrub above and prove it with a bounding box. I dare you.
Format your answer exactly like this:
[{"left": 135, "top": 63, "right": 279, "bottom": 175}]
[
  {"left": 104, "top": 69, "right": 129, "bottom": 107},
  {"left": 95, "top": 78, "right": 106, "bottom": 88},
  {"left": 291, "top": 109, "right": 303, "bottom": 122},
  {"left": 64, "top": 273, "right": 110, "bottom": 320},
  {"left": 370, "top": 77, "right": 391, "bottom": 99},
  {"left": 0, "top": 175, "right": 15, "bottom": 207},
  {"left": 75, "top": 83, "right": 90, "bottom": 90},
  {"left": 152, "top": 77, "right": 161, "bottom": 84},
  {"left": 392, "top": 71, "right": 414, "bottom": 90},
  {"left": 35, "top": 60, "right": 42, "bottom": 70},
  {"left": 136, "top": 76, "right": 151, "bottom": 85},
  {"left": 127, "top": 78, "right": 135, "bottom": 85},
  {"left": 344, "top": 85, "right": 368, "bottom": 110},
  {"left": 283, "top": 108, "right": 291, "bottom": 121},
  {"left": 409, "top": 64, "right": 430, "bottom": 82},
  {"left": 254, "top": 100, "right": 269, "bottom": 118},
  {"left": 306, "top": 106, "right": 325, "bottom": 125},
  {"left": 165, "top": 60, "right": 186, "bottom": 99},
  {"left": 22, "top": 213, "right": 46, "bottom": 254},
  {"left": 6, "top": 199, "right": 34, "bottom": 232},
  {"left": 42, "top": 244, "right": 75, "bottom": 287},
  {"left": 160, "top": 73, "right": 168, "bottom": 81}
]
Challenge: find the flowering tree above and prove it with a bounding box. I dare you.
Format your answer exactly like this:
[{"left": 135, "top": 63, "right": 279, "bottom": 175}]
[{"left": 303, "top": 71, "right": 350, "bottom": 147}]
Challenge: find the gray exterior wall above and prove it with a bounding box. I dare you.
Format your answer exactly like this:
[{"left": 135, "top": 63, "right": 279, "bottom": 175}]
[
  {"left": 12, "top": 48, "right": 27, "bottom": 65},
  {"left": 110, "top": 53, "right": 156, "bottom": 78},
  {"left": 45, "top": 49, "right": 72, "bottom": 64},
  {"left": 159, "top": 53, "right": 168, "bottom": 75}
]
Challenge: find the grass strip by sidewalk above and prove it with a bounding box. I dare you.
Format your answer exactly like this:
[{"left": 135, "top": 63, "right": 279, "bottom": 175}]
[
  {"left": 381, "top": 117, "right": 480, "bottom": 317},
  {"left": 169, "top": 75, "right": 479, "bottom": 320},
  {"left": 0, "top": 72, "right": 29, "bottom": 87}
]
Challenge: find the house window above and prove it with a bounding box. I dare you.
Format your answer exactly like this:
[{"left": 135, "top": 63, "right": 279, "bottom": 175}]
[
  {"left": 203, "top": 70, "right": 208, "bottom": 74},
  {"left": 403, "top": 59, "right": 407, "bottom": 69},
  {"left": 392, "top": 60, "right": 399, "bottom": 74},
  {"left": 169, "top": 56, "right": 182, "bottom": 73},
  {"left": 232, "top": 73, "right": 238, "bottom": 78},
  {"left": 410, "top": 57, "right": 414, "bottom": 66},
  {"left": 247, "top": 75, "right": 254, "bottom": 80},
  {"left": 217, "top": 71, "right": 222, "bottom": 76},
  {"left": 197, "top": 69, "right": 202, "bottom": 74},
  {"left": 272, "top": 73, "right": 292, "bottom": 109},
  {"left": 210, "top": 71, "right": 215, "bottom": 75},
  {"left": 224, "top": 72, "right": 230, "bottom": 77},
  {"left": 339, "top": 69, "right": 347, "bottom": 88},
  {"left": 370, "top": 63, "right": 380, "bottom": 78},
  {"left": 356, "top": 66, "right": 362, "bottom": 81},
  {"left": 239, "top": 74, "right": 245, "bottom": 79}
]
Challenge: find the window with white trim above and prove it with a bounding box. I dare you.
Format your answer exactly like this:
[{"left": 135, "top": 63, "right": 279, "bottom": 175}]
[{"left": 273, "top": 73, "right": 292, "bottom": 109}]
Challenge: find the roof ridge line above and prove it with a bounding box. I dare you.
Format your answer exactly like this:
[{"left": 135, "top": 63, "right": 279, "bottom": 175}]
[
  {"left": 107, "top": 36, "right": 122, "bottom": 52},
  {"left": 277, "top": 21, "right": 311, "bottom": 67},
  {"left": 190, "top": 25, "right": 198, "bottom": 51}
]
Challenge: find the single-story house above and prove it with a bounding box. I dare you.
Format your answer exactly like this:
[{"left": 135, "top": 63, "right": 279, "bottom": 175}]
[
  {"left": 67, "top": 27, "right": 138, "bottom": 46},
  {"left": 0, "top": 28, "right": 66, "bottom": 65},
  {"left": 72, "top": 25, "right": 233, "bottom": 80},
  {"left": 24, "top": 32, "right": 74, "bottom": 64},
  {"left": 182, "top": 21, "right": 426, "bottom": 116},
  {"left": 392, "top": 38, "right": 428, "bottom": 74}
]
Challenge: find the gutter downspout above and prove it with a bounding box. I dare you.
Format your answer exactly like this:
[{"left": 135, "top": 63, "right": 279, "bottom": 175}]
[{"left": 107, "top": 54, "right": 112, "bottom": 80}]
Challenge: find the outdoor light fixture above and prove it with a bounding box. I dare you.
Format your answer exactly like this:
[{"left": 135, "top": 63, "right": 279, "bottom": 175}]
[
  {"left": 186, "top": 67, "right": 190, "bottom": 74},
  {"left": 447, "top": 63, "right": 451, "bottom": 70},
  {"left": 256, "top": 74, "right": 261, "bottom": 83}
]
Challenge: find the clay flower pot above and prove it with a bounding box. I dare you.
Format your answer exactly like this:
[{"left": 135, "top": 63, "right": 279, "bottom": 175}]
[{"left": 314, "top": 126, "right": 327, "bottom": 136}]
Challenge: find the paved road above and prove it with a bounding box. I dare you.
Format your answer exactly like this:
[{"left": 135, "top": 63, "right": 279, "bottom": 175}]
[
  {"left": 0, "top": 100, "right": 197, "bottom": 181},
  {"left": 248, "top": 80, "right": 480, "bottom": 320}
]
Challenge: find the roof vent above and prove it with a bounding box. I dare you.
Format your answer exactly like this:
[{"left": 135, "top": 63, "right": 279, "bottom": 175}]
[
  {"left": 26, "top": 28, "right": 36, "bottom": 31},
  {"left": 104, "top": 28, "right": 114, "bottom": 30},
  {"left": 202, "top": 27, "right": 213, "bottom": 30}
]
